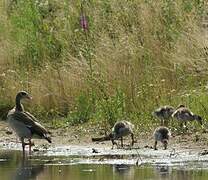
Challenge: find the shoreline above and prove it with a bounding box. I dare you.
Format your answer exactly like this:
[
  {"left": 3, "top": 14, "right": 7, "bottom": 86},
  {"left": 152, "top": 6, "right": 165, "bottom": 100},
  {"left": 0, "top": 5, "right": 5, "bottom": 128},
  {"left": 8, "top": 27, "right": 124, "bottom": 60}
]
[{"left": 1, "top": 121, "right": 208, "bottom": 168}]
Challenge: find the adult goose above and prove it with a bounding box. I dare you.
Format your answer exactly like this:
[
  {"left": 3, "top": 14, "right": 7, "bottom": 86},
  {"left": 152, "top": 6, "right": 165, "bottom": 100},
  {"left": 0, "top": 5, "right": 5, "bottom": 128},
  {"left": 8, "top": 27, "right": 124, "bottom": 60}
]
[
  {"left": 92, "top": 120, "right": 135, "bottom": 149},
  {"left": 153, "top": 126, "right": 171, "bottom": 150},
  {"left": 7, "top": 91, "right": 51, "bottom": 155},
  {"left": 152, "top": 105, "right": 175, "bottom": 126},
  {"left": 171, "top": 105, "right": 203, "bottom": 128}
]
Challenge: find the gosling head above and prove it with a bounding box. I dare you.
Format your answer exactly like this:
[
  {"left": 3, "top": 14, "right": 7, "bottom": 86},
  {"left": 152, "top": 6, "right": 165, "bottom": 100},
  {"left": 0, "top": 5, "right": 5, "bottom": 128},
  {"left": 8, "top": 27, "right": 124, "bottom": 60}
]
[
  {"left": 152, "top": 108, "right": 164, "bottom": 117},
  {"left": 176, "top": 104, "right": 186, "bottom": 109},
  {"left": 194, "top": 115, "right": 203, "bottom": 125}
]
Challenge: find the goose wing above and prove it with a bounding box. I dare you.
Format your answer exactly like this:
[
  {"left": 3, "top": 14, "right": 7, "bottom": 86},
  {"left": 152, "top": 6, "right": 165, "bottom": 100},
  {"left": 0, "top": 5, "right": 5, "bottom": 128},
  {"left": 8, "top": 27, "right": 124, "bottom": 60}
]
[{"left": 10, "top": 111, "right": 50, "bottom": 137}]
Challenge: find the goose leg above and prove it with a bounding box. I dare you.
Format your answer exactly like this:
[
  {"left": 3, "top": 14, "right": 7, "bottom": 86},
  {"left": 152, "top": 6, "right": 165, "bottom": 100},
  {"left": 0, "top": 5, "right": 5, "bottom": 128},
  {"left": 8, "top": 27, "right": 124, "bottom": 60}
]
[
  {"left": 164, "top": 119, "right": 168, "bottom": 127},
  {"left": 21, "top": 137, "right": 25, "bottom": 156},
  {"left": 180, "top": 122, "right": 183, "bottom": 129},
  {"left": 131, "top": 133, "right": 134, "bottom": 146},
  {"left": 111, "top": 139, "right": 115, "bottom": 149},
  {"left": 111, "top": 139, "right": 117, "bottom": 149},
  {"left": 120, "top": 137, "right": 123, "bottom": 148},
  {"left": 184, "top": 121, "right": 187, "bottom": 129},
  {"left": 154, "top": 141, "right": 158, "bottom": 150},
  {"left": 111, "top": 143, "right": 114, "bottom": 150},
  {"left": 160, "top": 119, "right": 163, "bottom": 126},
  {"left": 28, "top": 139, "right": 32, "bottom": 155}
]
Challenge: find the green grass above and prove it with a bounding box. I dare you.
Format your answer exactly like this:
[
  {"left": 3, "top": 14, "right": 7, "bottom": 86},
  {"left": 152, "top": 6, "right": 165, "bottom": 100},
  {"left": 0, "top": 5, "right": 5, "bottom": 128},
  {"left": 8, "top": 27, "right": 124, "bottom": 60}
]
[{"left": 0, "top": 0, "right": 208, "bottom": 132}]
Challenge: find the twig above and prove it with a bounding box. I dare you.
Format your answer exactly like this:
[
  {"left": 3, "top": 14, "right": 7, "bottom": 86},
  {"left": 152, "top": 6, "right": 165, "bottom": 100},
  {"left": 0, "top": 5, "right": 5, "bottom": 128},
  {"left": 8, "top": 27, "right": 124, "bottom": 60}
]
[{"left": 135, "top": 148, "right": 142, "bottom": 166}]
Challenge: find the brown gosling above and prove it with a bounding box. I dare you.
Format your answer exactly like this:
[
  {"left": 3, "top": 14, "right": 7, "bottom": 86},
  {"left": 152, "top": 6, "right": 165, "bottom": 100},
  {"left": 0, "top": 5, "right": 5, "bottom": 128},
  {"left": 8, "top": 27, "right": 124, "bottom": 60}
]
[
  {"left": 152, "top": 105, "right": 175, "bottom": 126},
  {"left": 7, "top": 91, "right": 52, "bottom": 155},
  {"left": 153, "top": 126, "right": 171, "bottom": 150},
  {"left": 92, "top": 120, "right": 135, "bottom": 149},
  {"left": 171, "top": 105, "right": 203, "bottom": 129}
]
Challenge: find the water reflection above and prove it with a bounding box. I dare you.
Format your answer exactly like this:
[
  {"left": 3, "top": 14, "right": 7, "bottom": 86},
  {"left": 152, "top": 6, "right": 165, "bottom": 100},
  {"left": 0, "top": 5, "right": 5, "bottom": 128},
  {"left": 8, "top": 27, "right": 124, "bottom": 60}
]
[
  {"left": 113, "top": 164, "right": 134, "bottom": 177},
  {"left": 113, "top": 164, "right": 135, "bottom": 180},
  {"left": 0, "top": 150, "right": 208, "bottom": 180},
  {"left": 13, "top": 160, "right": 44, "bottom": 180},
  {"left": 154, "top": 165, "right": 171, "bottom": 179},
  {"left": 153, "top": 165, "right": 208, "bottom": 180}
]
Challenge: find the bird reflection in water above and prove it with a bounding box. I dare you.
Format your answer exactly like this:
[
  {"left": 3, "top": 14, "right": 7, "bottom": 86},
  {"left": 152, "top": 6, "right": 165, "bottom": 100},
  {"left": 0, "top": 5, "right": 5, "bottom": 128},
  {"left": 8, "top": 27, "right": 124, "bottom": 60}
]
[
  {"left": 13, "top": 158, "right": 44, "bottom": 180},
  {"left": 154, "top": 165, "right": 171, "bottom": 179},
  {"left": 113, "top": 164, "right": 134, "bottom": 179}
]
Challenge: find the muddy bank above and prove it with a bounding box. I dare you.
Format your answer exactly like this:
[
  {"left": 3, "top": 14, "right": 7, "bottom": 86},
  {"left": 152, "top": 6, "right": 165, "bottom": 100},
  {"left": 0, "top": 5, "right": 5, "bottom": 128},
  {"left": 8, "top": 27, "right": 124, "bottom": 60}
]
[
  {"left": 1, "top": 141, "right": 208, "bottom": 169},
  {"left": 1, "top": 121, "right": 208, "bottom": 168}
]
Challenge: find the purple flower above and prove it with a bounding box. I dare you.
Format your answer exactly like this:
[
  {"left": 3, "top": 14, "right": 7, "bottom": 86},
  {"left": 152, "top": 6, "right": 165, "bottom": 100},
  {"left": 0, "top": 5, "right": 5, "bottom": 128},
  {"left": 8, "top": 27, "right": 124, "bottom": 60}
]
[{"left": 80, "top": 14, "right": 88, "bottom": 31}]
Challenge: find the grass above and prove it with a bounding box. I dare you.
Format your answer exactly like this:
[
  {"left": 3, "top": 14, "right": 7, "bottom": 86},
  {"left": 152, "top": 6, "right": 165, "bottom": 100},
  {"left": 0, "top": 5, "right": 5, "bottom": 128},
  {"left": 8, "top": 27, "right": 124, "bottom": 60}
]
[{"left": 0, "top": 0, "right": 208, "bottom": 133}]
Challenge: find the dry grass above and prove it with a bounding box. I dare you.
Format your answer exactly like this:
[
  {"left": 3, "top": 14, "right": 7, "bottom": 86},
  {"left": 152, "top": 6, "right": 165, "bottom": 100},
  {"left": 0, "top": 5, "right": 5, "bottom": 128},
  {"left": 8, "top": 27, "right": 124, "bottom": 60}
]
[{"left": 0, "top": 0, "right": 207, "bottom": 131}]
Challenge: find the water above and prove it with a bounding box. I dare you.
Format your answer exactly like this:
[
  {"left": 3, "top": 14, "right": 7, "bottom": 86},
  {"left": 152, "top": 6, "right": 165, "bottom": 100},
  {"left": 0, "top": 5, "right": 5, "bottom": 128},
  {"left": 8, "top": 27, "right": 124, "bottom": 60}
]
[{"left": 1, "top": 150, "right": 208, "bottom": 180}]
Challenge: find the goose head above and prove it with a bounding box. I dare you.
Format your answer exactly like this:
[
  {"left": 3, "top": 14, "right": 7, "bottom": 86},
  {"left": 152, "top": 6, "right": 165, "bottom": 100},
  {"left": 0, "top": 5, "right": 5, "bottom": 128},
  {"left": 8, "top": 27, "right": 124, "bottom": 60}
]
[
  {"left": 16, "top": 91, "right": 32, "bottom": 102},
  {"left": 15, "top": 91, "right": 32, "bottom": 111}
]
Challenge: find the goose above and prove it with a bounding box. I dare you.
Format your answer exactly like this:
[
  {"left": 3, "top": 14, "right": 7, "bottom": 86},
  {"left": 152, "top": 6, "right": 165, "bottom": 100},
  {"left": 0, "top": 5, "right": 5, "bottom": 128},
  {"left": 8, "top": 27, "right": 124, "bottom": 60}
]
[
  {"left": 171, "top": 105, "right": 202, "bottom": 128},
  {"left": 152, "top": 105, "right": 175, "bottom": 126},
  {"left": 7, "top": 91, "right": 51, "bottom": 155},
  {"left": 92, "top": 120, "right": 135, "bottom": 149},
  {"left": 153, "top": 126, "right": 171, "bottom": 150}
]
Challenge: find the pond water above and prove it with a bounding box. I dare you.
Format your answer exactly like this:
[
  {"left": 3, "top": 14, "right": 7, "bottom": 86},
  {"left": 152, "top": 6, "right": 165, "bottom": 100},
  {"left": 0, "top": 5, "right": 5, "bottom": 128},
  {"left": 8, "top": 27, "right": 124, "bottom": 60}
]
[{"left": 1, "top": 150, "right": 208, "bottom": 180}]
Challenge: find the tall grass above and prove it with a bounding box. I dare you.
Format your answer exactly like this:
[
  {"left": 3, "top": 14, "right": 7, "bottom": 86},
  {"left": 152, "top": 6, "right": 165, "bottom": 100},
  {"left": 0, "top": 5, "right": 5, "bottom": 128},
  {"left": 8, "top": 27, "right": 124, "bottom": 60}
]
[{"left": 0, "top": 0, "right": 208, "bottom": 131}]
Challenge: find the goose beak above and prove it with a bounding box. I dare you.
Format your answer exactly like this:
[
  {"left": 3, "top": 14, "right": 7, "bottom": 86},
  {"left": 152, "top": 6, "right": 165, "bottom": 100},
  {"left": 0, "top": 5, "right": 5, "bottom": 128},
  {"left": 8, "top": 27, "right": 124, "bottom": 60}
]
[{"left": 26, "top": 95, "right": 33, "bottom": 100}]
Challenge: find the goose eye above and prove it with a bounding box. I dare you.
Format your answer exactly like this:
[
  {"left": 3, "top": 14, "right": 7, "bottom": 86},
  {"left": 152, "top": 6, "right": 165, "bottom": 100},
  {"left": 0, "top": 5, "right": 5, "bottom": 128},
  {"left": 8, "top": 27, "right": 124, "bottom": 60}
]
[{"left": 21, "top": 92, "right": 27, "bottom": 96}]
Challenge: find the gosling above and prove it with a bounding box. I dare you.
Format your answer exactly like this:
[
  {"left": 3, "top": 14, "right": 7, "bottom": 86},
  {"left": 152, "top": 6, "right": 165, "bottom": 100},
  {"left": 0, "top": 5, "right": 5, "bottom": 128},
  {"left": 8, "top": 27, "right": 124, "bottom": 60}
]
[
  {"left": 92, "top": 120, "right": 135, "bottom": 149},
  {"left": 152, "top": 105, "right": 175, "bottom": 126},
  {"left": 172, "top": 105, "right": 203, "bottom": 128},
  {"left": 153, "top": 126, "right": 171, "bottom": 150}
]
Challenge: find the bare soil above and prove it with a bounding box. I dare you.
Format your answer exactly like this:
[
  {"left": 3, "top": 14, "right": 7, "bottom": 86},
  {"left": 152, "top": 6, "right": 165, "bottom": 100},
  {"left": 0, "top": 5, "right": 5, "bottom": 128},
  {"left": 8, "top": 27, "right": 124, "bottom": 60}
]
[
  {"left": 0, "top": 120, "right": 208, "bottom": 151},
  {"left": 1, "top": 120, "right": 208, "bottom": 166}
]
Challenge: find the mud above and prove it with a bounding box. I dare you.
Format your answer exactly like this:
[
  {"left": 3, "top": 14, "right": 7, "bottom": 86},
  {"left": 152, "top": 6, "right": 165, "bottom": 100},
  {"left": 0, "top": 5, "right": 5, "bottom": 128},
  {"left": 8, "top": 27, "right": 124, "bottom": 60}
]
[
  {"left": 0, "top": 141, "right": 208, "bottom": 169},
  {"left": 1, "top": 121, "right": 208, "bottom": 169}
]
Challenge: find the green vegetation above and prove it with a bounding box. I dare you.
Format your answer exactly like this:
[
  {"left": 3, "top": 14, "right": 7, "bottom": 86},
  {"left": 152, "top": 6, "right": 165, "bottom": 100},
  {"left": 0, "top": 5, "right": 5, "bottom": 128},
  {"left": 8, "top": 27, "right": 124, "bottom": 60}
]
[{"left": 0, "top": 0, "right": 208, "bottom": 131}]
